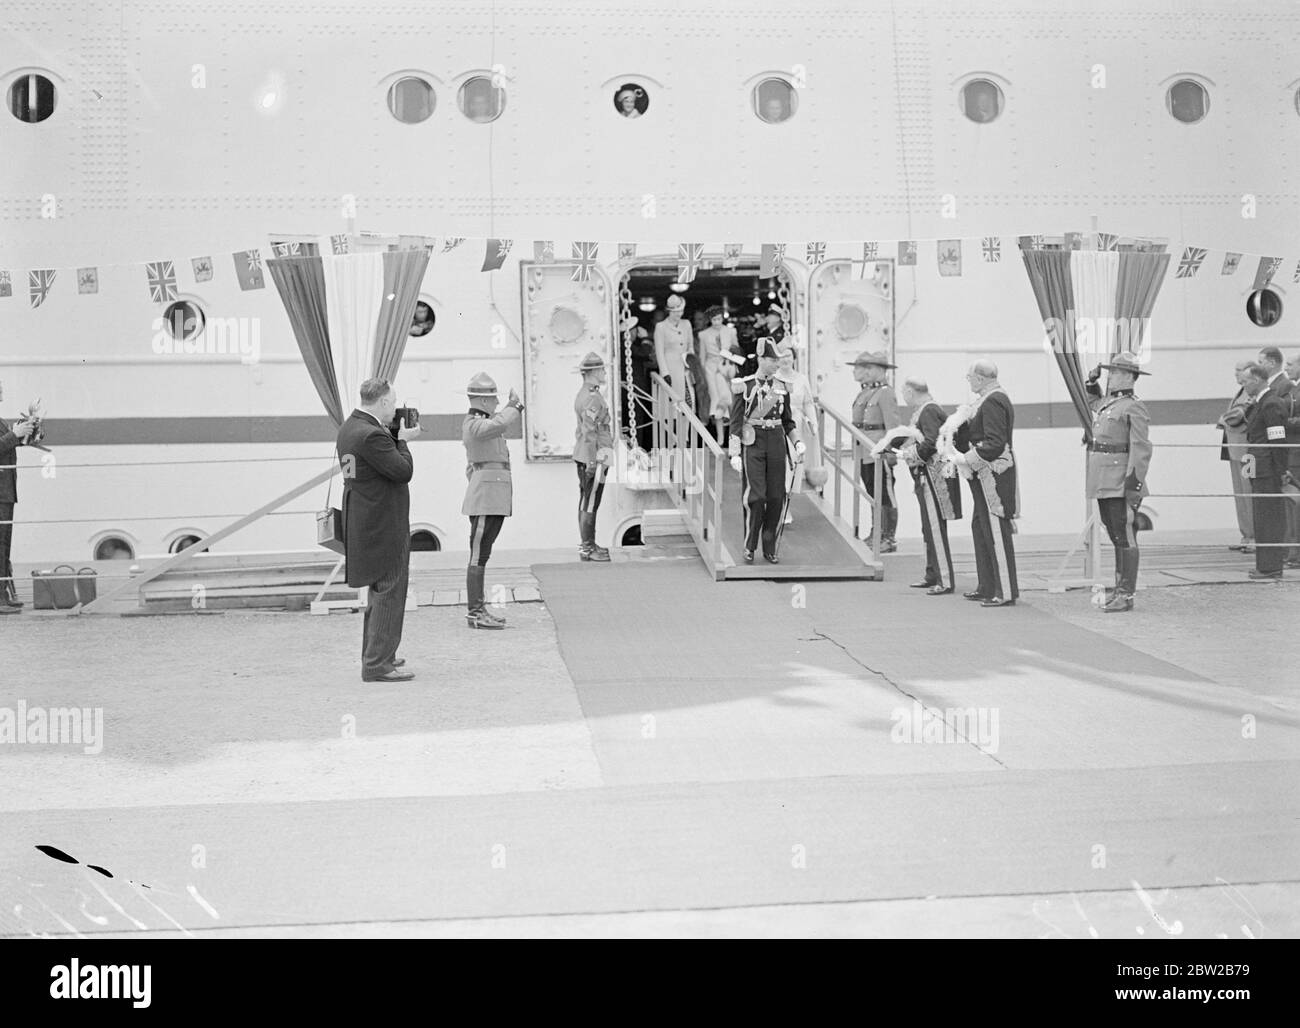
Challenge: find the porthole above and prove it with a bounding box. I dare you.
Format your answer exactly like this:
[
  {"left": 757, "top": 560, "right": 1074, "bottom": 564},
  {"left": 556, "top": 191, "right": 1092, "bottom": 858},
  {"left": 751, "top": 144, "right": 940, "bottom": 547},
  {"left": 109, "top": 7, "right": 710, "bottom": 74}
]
[
  {"left": 754, "top": 78, "right": 796, "bottom": 123},
  {"left": 614, "top": 83, "right": 648, "bottom": 118},
  {"left": 549, "top": 305, "right": 587, "bottom": 343},
  {"left": 410, "top": 529, "right": 442, "bottom": 552},
  {"left": 961, "top": 79, "right": 1002, "bottom": 123},
  {"left": 459, "top": 76, "right": 504, "bottom": 123},
  {"left": 168, "top": 534, "right": 208, "bottom": 555},
  {"left": 7, "top": 72, "right": 56, "bottom": 123},
  {"left": 835, "top": 303, "right": 869, "bottom": 340},
  {"left": 94, "top": 537, "right": 135, "bottom": 561},
  {"left": 409, "top": 300, "right": 436, "bottom": 337},
  {"left": 387, "top": 77, "right": 435, "bottom": 124},
  {"left": 1246, "top": 289, "right": 1282, "bottom": 328},
  {"left": 1167, "top": 79, "right": 1208, "bottom": 124},
  {"left": 162, "top": 299, "right": 206, "bottom": 342}
]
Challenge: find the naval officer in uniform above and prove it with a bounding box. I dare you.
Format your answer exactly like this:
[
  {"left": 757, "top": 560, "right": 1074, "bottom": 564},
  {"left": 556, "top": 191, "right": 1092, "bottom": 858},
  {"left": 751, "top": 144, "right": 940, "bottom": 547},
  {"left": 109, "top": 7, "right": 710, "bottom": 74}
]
[
  {"left": 729, "top": 337, "right": 805, "bottom": 563},
  {"left": 950, "top": 360, "right": 1019, "bottom": 607},
  {"left": 1085, "top": 352, "right": 1153, "bottom": 612},
  {"left": 574, "top": 351, "right": 614, "bottom": 562},
  {"left": 462, "top": 373, "right": 525, "bottom": 629},
  {"left": 849, "top": 351, "right": 903, "bottom": 552}
]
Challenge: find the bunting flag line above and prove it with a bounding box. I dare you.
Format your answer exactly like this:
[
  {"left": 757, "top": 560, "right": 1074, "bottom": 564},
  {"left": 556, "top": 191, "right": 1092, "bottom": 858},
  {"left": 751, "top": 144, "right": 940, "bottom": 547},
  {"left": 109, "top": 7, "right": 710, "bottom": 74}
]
[
  {"left": 29, "top": 269, "right": 55, "bottom": 308},
  {"left": 1252, "top": 256, "right": 1283, "bottom": 291},
  {"left": 146, "top": 260, "right": 178, "bottom": 303},
  {"left": 0, "top": 270, "right": 11, "bottom": 298},
  {"left": 1176, "top": 246, "right": 1207, "bottom": 278},
  {"left": 233, "top": 250, "right": 265, "bottom": 291},
  {"left": 12, "top": 231, "right": 1300, "bottom": 312},
  {"left": 677, "top": 242, "right": 704, "bottom": 283},
  {"left": 481, "top": 238, "right": 512, "bottom": 272},
  {"left": 937, "top": 239, "right": 961, "bottom": 277},
  {"left": 571, "top": 241, "right": 598, "bottom": 283}
]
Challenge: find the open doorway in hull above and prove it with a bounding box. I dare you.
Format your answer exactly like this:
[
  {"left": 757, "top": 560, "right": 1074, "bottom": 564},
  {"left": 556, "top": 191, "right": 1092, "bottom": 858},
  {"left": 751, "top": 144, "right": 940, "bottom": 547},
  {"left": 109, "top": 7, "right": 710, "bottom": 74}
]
[{"left": 613, "top": 259, "right": 798, "bottom": 452}]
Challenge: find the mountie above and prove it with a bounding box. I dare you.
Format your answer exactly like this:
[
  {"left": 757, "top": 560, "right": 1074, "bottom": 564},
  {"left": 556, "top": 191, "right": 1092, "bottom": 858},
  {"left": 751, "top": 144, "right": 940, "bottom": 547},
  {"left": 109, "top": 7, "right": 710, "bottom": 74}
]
[{"left": 49, "top": 959, "right": 151, "bottom": 1008}]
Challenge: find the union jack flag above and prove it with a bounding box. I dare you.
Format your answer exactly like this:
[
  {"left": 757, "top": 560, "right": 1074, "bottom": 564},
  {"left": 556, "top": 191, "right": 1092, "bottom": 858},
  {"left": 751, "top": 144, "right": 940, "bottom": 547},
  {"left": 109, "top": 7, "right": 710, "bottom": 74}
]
[
  {"left": 1221, "top": 252, "right": 1242, "bottom": 275},
  {"left": 571, "top": 241, "right": 598, "bottom": 283},
  {"left": 677, "top": 242, "right": 704, "bottom": 283},
  {"left": 271, "top": 241, "right": 301, "bottom": 258},
  {"left": 28, "top": 269, "right": 55, "bottom": 309},
  {"left": 806, "top": 242, "right": 826, "bottom": 265},
  {"left": 722, "top": 243, "right": 742, "bottom": 269},
  {"left": 441, "top": 237, "right": 465, "bottom": 252},
  {"left": 146, "top": 260, "right": 178, "bottom": 303},
  {"left": 1096, "top": 232, "right": 1119, "bottom": 252},
  {"left": 330, "top": 234, "right": 350, "bottom": 255},
  {"left": 1176, "top": 247, "right": 1207, "bottom": 279},
  {"left": 981, "top": 237, "right": 1001, "bottom": 263}
]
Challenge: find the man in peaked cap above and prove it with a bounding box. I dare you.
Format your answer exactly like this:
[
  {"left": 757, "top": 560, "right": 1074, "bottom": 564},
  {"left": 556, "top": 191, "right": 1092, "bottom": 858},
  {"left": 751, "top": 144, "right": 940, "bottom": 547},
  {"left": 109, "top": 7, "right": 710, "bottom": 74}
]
[
  {"left": 729, "top": 337, "right": 805, "bottom": 563},
  {"left": 574, "top": 351, "right": 614, "bottom": 562},
  {"left": 462, "top": 372, "right": 525, "bottom": 629},
  {"left": 1085, "top": 351, "right": 1153, "bottom": 612},
  {"left": 849, "top": 350, "right": 903, "bottom": 552}
]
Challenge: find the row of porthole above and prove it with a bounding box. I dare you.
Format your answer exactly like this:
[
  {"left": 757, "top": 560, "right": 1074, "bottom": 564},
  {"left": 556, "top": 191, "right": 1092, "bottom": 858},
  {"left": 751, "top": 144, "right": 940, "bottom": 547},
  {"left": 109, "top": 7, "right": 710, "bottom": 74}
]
[
  {"left": 161, "top": 298, "right": 437, "bottom": 343},
  {"left": 91, "top": 527, "right": 445, "bottom": 562},
  {"left": 8, "top": 72, "right": 1275, "bottom": 127}
]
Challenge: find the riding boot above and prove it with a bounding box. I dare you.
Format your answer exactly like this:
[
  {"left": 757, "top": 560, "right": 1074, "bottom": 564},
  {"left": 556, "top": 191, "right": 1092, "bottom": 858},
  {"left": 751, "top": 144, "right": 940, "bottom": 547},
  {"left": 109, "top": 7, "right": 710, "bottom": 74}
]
[
  {"left": 2, "top": 573, "right": 21, "bottom": 608},
  {"left": 580, "top": 512, "right": 610, "bottom": 561},
  {"left": 878, "top": 506, "right": 898, "bottom": 553},
  {"left": 466, "top": 565, "right": 503, "bottom": 628},
  {"left": 1103, "top": 549, "right": 1138, "bottom": 613}
]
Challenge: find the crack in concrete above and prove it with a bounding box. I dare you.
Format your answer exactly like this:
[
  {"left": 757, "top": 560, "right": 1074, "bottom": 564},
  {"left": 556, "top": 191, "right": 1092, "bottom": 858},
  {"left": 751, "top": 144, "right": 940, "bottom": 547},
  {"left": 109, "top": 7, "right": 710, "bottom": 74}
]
[{"left": 806, "top": 627, "right": 1010, "bottom": 770}]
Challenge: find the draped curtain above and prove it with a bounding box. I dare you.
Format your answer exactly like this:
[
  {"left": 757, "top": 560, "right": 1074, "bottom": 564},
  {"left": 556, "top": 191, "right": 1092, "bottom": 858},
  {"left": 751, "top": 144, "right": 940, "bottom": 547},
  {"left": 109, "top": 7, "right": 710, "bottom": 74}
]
[
  {"left": 267, "top": 248, "right": 431, "bottom": 426},
  {"left": 1021, "top": 244, "right": 1170, "bottom": 441}
]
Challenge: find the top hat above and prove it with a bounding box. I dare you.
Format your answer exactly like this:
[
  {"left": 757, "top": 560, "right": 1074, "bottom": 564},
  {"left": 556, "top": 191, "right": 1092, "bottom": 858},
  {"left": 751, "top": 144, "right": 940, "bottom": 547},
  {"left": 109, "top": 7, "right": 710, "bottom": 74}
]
[
  {"left": 1098, "top": 351, "right": 1151, "bottom": 376},
  {"left": 847, "top": 349, "right": 897, "bottom": 369},
  {"left": 577, "top": 351, "right": 606, "bottom": 373},
  {"left": 466, "top": 372, "right": 499, "bottom": 396}
]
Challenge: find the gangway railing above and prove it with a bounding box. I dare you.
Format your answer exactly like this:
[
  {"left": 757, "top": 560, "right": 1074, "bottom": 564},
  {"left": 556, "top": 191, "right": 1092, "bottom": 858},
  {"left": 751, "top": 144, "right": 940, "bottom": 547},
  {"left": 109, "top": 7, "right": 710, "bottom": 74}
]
[
  {"left": 815, "top": 400, "right": 885, "bottom": 559},
  {"left": 649, "top": 372, "right": 727, "bottom": 575}
]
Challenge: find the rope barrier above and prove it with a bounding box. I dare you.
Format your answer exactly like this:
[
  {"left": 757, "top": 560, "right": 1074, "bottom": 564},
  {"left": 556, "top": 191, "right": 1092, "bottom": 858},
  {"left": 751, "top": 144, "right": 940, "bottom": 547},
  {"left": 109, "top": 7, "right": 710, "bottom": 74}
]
[{"left": 1, "top": 455, "right": 334, "bottom": 471}]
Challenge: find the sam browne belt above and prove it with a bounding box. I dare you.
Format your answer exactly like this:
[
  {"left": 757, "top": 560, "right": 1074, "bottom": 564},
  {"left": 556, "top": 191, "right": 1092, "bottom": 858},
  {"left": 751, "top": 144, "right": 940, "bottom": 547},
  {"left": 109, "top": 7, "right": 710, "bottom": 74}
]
[
  {"left": 746, "top": 419, "right": 784, "bottom": 429},
  {"left": 470, "top": 461, "right": 511, "bottom": 470},
  {"left": 1088, "top": 442, "right": 1130, "bottom": 454}
]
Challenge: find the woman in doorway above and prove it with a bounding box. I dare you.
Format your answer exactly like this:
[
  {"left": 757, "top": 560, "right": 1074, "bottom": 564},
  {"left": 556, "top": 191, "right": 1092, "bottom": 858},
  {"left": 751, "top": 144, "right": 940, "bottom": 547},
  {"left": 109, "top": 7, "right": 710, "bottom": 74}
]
[
  {"left": 654, "top": 294, "right": 694, "bottom": 423},
  {"left": 697, "top": 306, "right": 737, "bottom": 441}
]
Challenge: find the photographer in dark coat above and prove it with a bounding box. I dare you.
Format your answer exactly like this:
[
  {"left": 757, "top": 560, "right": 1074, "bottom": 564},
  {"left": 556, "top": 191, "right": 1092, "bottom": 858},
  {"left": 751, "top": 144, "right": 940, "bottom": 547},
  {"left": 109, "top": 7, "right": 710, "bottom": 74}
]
[{"left": 336, "top": 378, "right": 421, "bottom": 682}]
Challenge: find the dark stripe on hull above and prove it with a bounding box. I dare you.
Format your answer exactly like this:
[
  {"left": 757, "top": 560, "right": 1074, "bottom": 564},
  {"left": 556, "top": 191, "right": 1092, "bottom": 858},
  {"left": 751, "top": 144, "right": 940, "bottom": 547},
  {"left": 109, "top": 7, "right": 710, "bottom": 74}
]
[{"left": 38, "top": 398, "right": 1218, "bottom": 445}]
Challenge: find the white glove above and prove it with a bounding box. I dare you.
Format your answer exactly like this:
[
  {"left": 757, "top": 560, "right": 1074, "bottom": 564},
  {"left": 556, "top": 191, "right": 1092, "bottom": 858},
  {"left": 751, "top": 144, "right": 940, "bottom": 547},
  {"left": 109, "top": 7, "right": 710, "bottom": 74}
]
[
  {"left": 793, "top": 442, "right": 805, "bottom": 465},
  {"left": 951, "top": 451, "right": 970, "bottom": 466},
  {"left": 730, "top": 456, "right": 742, "bottom": 474}
]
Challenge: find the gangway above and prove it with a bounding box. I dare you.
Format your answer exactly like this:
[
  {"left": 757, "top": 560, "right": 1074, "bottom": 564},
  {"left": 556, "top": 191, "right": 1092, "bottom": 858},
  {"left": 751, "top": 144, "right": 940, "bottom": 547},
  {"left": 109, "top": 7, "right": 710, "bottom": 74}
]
[{"left": 647, "top": 374, "right": 883, "bottom": 582}]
